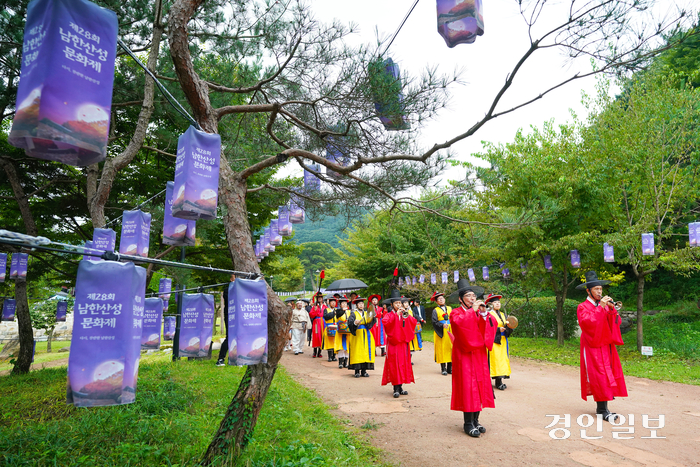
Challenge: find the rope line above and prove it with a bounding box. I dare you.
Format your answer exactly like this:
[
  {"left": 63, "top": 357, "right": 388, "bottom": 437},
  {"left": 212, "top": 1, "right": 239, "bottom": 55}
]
[
  {"left": 381, "top": 0, "right": 420, "bottom": 57},
  {"left": 103, "top": 188, "right": 168, "bottom": 227}
]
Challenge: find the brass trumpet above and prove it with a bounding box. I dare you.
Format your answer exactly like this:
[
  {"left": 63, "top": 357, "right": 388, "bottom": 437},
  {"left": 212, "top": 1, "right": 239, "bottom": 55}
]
[{"left": 607, "top": 298, "right": 623, "bottom": 311}]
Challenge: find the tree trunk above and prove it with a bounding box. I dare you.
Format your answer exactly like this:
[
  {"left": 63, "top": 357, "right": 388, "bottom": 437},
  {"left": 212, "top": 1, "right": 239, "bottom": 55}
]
[
  {"left": 555, "top": 293, "right": 565, "bottom": 346},
  {"left": 636, "top": 273, "right": 645, "bottom": 351},
  {"left": 200, "top": 176, "right": 291, "bottom": 465},
  {"left": 11, "top": 280, "right": 34, "bottom": 375},
  {"left": 47, "top": 326, "right": 54, "bottom": 353}
]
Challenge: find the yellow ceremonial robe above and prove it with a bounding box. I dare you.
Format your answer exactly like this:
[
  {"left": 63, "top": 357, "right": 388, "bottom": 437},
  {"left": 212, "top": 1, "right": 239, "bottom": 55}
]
[
  {"left": 433, "top": 305, "right": 452, "bottom": 364},
  {"left": 322, "top": 312, "right": 337, "bottom": 350},
  {"left": 488, "top": 309, "right": 512, "bottom": 377},
  {"left": 348, "top": 310, "right": 375, "bottom": 366}
]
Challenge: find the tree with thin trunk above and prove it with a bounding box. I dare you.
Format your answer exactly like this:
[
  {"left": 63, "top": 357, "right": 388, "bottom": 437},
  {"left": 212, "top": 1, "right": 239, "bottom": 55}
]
[{"left": 583, "top": 71, "right": 700, "bottom": 350}]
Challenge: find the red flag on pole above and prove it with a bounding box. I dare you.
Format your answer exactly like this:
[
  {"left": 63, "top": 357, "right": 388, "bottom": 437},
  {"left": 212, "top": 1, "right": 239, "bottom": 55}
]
[
  {"left": 320, "top": 270, "right": 325, "bottom": 279},
  {"left": 393, "top": 266, "right": 399, "bottom": 276}
]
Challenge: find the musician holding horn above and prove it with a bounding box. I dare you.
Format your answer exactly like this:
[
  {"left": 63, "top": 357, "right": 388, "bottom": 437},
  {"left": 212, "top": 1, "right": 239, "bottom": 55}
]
[
  {"left": 576, "top": 271, "right": 627, "bottom": 422},
  {"left": 449, "top": 279, "right": 497, "bottom": 438},
  {"left": 485, "top": 293, "right": 513, "bottom": 390}
]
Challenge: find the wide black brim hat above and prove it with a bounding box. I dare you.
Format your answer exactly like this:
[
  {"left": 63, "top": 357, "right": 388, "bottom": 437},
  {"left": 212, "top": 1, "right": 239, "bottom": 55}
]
[
  {"left": 576, "top": 271, "right": 612, "bottom": 290},
  {"left": 449, "top": 279, "right": 485, "bottom": 302},
  {"left": 284, "top": 297, "right": 297, "bottom": 303},
  {"left": 388, "top": 289, "right": 403, "bottom": 302}
]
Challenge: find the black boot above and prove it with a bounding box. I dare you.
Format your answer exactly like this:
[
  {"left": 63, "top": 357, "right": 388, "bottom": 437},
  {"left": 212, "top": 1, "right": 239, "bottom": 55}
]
[
  {"left": 463, "top": 412, "right": 480, "bottom": 437},
  {"left": 447, "top": 362, "right": 452, "bottom": 374},
  {"left": 343, "top": 357, "right": 348, "bottom": 368},
  {"left": 361, "top": 370, "right": 369, "bottom": 377},
  {"left": 596, "top": 401, "right": 619, "bottom": 422},
  {"left": 495, "top": 377, "right": 506, "bottom": 390},
  {"left": 355, "top": 369, "right": 361, "bottom": 378},
  {"left": 441, "top": 363, "right": 447, "bottom": 376},
  {"left": 381, "top": 347, "right": 386, "bottom": 357},
  {"left": 327, "top": 350, "right": 333, "bottom": 362},
  {"left": 338, "top": 357, "right": 344, "bottom": 369},
  {"left": 474, "top": 411, "right": 486, "bottom": 433},
  {"left": 399, "top": 384, "right": 408, "bottom": 395},
  {"left": 393, "top": 385, "right": 400, "bottom": 398}
]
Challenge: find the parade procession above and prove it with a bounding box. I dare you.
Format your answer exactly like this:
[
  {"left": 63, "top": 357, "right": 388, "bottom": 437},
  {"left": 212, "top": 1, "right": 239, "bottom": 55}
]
[{"left": 1, "top": 0, "right": 698, "bottom": 464}]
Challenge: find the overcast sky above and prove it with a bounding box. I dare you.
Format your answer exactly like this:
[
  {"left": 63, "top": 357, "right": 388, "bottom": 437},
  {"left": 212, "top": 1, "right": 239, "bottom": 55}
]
[{"left": 280, "top": 0, "right": 692, "bottom": 184}]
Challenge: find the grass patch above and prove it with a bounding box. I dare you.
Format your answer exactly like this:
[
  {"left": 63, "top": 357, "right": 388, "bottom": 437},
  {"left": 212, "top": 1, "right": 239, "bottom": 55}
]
[
  {"left": 0, "top": 339, "right": 72, "bottom": 373},
  {"left": 360, "top": 418, "right": 384, "bottom": 431},
  {"left": 0, "top": 352, "right": 387, "bottom": 466}
]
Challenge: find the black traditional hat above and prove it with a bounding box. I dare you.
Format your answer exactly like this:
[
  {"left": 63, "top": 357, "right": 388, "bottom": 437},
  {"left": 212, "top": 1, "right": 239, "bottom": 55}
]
[
  {"left": 449, "top": 279, "right": 485, "bottom": 302},
  {"left": 337, "top": 295, "right": 350, "bottom": 303},
  {"left": 285, "top": 297, "right": 297, "bottom": 303},
  {"left": 575, "top": 271, "right": 612, "bottom": 290},
  {"left": 388, "top": 289, "right": 403, "bottom": 302}
]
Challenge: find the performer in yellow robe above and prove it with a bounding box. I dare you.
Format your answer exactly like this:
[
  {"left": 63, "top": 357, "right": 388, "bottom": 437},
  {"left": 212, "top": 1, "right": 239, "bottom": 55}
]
[
  {"left": 431, "top": 291, "right": 453, "bottom": 375},
  {"left": 322, "top": 296, "right": 338, "bottom": 361},
  {"left": 334, "top": 296, "right": 352, "bottom": 368},
  {"left": 347, "top": 297, "right": 376, "bottom": 377},
  {"left": 486, "top": 294, "right": 512, "bottom": 390}
]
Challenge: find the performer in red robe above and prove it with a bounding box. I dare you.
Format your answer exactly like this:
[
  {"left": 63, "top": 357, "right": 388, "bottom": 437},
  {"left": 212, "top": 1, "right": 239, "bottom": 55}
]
[
  {"left": 449, "top": 279, "right": 497, "bottom": 438},
  {"left": 381, "top": 290, "right": 417, "bottom": 398},
  {"left": 368, "top": 294, "right": 386, "bottom": 356},
  {"left": 576, "top": 271, "right": 627, "bottom": 422},
  {"left": 309, "top": 292, "right": 326, "bottom": 358}
]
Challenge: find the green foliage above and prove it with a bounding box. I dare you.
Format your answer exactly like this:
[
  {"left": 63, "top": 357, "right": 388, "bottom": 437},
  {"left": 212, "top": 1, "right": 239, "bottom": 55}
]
[
  {"left": 504, "top": 297, "right": 580, "bottom": 339},
  {"left": 643, "top": 310, "right": 700, "bottom": 359},
  {"left": 291, "top": 216, "right": 351, "bottom": 248},
  {"left": 29, "top": 299, "right": 72, "bottom": 333},
  {"left": 0, "top": 356, "right": 385, "bottom": 466}
]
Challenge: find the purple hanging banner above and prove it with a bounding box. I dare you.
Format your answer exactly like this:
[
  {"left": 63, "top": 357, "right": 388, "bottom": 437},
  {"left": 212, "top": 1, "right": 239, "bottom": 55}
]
[
  {"left": 163, "top": 181, "right": 196, "bottom": 246},
  {"left": 8, "top": 0, "right": 118, "bottom": 166},
  {"left": 482, "top": 266, "right": 490, "bottom": 281},
  {"left": 453, "top": 270, "right": 459, "bottom": 283},
  {"left": 119, "top": 210, "right": 151, "bottom": 258},
  {"left": 199, "top": 294, "right": 215, "bottom": 357},
  {"left": 604, "top": 243, "right": 615, "bottom": 263},
  {"left": 270, "top": 220, "right": 283, "bottom": 246},
  {"left": 92, "top": 228, "right": 116, "bottom": 262},
  {"left": 642, "top": 233, "right": 655, "bottom": 256},
  {"left": 179, "top": 293, "right": 205, "bottom": 357},
  {"left": 412, "top": 276, "right": 416, "bottom": 285},
  {"left": 163, "top": 315, "right": 176, "bottom": 340},
  {"left": 162, "top": 298, "right": 168, "bottom": 313},
  {"left": 82, "top": 240, "right": 100, "bottom": 261},
  {"left": 172, "top": 126, "right": 222, "bottom": 221},
  {"left": 304, "top": 163, "right": 321, "bottom": 191},
  {"left": 436, "top": 0, "right": 484, "bottom": 48},
  {"left": 467, "top": 268, "right": 475, "bottom": 282},
  {"left": 398, "top": 277, "right": 403, "bottom": 287},
  {"left": 0, "top": 253, "right": 6, "bottom": 282},
  {"left": 570, "top": 250, "right": 581, "bottom": 268},
  {"left": 405, "top": 275, "right": 411, "bottom": 285},
  {"left": 502, "top": 267, "right": 510, "bottom": 279},
  {"left": 228, "top": 278, "right": 268, "bottom": 366},
  {"left": 368, "top": 57, "right": 410, "bottom": 131},
  {"left": 16, "top": 253, "right": 29, "bottom": 280},
  {"left": 278, "top": 206, "right": 293, "bottom": 236},
  {"left": 440, "top": 272, "right": 448, "bottom": 284},
  {"left": 289, "top": 197, "right": 305, "bottom": 224},
  {"left": 430, "top": 273, "right": 436, "bottom": 284},
  {"left": 158, "top": 278, "right": 172, "bottom": 300},
  {"left": 56, "top": 300, "right": 68, "bottom": 322},
  {"left": 521, "top": 262, "right": 527, "bottom": 276},
  {"left": 9, "top": 254, "right": 18, "bottom": 279},
  {"left": 689, "top": 223, "right": 698, "bottom": 247},
  {"left": 325, "top": 132, "right": 348, "bottom": 179},
  {"left": 419, "top": 274, "right": 425, "bottom": 284},
  {"left": 544, "top": 255, "right": 553, "bottom": 271},
  {"left": 67, "top": 260, "right": 146, "bottom": 407},
  {"left": 263, "top": 228, "right": 272, "bottom": 252},
  {"left": 2, "top": 299, "right": 16, "bottom": 321},
  {"left": 141, "top": 297, "right": 163, "bottom": 350}
]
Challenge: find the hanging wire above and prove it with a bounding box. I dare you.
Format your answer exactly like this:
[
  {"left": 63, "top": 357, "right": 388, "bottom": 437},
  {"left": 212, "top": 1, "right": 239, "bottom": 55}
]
[
  {"left": 0, "top": 230, "right": 262, "bottom": 279},
  {"left": 103, "top": 187, "right": 167, "bottom": 228},
  {"left": 146, "top": 281, "right": 230, "bottom": 297},
  {"left": 117, "top": 38, "right": 202, "bottom": 131},
  {"left": 380, "top": 0, "right": 420, "bottom": 57}
]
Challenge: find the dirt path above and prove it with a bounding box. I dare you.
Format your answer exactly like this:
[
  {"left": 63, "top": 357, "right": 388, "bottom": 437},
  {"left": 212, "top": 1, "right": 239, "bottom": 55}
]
[
  {"left": 281, "top": 342, "right": 700, "bottom": 467},
  {"left": 0, "top": 356, "right": 69, "bottom": 376}
]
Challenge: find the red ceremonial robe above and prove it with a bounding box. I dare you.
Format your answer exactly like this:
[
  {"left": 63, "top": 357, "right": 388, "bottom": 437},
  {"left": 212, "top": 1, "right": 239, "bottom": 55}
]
[
  {"left": 370, "top": 306, "right": 386, "bottom": 346},
  {"left": 309, "top": 305, "right": 326, "bottom": 348},
  {"left": 577, "top": 299, "right": 627, "bottom": 401},
  {"left": 450, "top": 305, "right": 497, "bottom": 412},
  {"left": 381, "top": 310, "right": 417, "bottom": 386}
]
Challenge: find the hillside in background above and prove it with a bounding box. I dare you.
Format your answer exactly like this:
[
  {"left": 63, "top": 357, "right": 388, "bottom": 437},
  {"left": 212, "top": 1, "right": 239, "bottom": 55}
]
[{"left": 291, "top": 214, "right": 353, "bottom": 248}]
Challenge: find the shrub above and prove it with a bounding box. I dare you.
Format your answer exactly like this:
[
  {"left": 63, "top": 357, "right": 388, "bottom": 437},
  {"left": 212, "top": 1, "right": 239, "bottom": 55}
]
[{"left": 503, "top": 297, "right": 579, "bottom": 339}]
